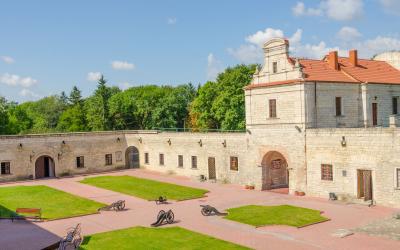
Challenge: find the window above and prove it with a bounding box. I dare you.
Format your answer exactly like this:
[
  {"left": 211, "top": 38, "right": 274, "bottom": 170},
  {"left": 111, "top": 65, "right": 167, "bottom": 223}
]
[
  {"left": 115, "top": 151, "right": 122, "bottom": 162},
  {"left": 230, "top": 156, "right": 238, "bottom": 171},
  {"left": 393, "top": 97, "right": 398, "bottom": 115},
  {"left": 269, "top": 99, "right": 277, "bottom": 118},
  {"left": 191, "top": 156, "right": 197, "bottom": 169},
  {"left": 1, "top": 162, "right": 10, "bottom": 175},
  {"left": 178, "top": 155, "right": 183, "bottom": 168},
  {"left": 76, "top": 156, "right": 84, "bottom": 168},
  {"left": 321, "top": 164, "right": 333, "bottom": 181},
  {"left": 159, "top": 154, "right": 164, "bottom": 166},
  {"left": 396, "top": 168, "right": 400, "bottom": 188},
  {"left": 105, "top": 154, "right": 112, "bottom": 166},
  {"left": 272, "top": 62, "right": 278, "bottom": 73},
  {"left": 144, "top": 153, "right": 149, "bottom": 164},
  {"left": 335, "top": 97, "right": 342, "bottom": 116}
]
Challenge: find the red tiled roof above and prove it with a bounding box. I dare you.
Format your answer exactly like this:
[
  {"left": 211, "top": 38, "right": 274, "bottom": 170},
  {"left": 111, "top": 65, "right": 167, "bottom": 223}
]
[
  {"left": 249, "top": 55, "right": 400, "bottom": 89},
  {"left": 338, "top": 57, "right": 400, "bottom": 84}
]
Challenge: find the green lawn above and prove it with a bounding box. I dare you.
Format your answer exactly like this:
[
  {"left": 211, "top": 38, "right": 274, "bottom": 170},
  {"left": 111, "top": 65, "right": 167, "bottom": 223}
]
[
  {"left": 0, "top": 185, "right": 105, "bottom": 220},
  {"left": 224, "top": 205, "right": 329, "bottom": 228},
  {"left": 79, "top": 175, "right": 208, "bottom": 201},
  {"left": 79, "top": 226, "right": 250, "bottom": 250}
]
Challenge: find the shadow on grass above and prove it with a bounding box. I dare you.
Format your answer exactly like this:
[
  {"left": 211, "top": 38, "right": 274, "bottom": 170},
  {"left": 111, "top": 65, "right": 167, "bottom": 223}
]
[{"left": 0, "top": 204, "right": 17, "bottom": 218}]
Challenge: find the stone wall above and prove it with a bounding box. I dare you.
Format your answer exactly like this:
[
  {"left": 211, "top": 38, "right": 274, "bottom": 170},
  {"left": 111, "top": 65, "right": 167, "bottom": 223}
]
[{"left": 306, "top": 128, "right": 400, "bottom": 208}]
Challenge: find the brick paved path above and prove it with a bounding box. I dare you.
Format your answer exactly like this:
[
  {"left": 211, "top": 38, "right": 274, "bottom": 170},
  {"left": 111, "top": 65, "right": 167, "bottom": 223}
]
[{"left": 1, "top": 169, "right": 399, "bottom": 250}]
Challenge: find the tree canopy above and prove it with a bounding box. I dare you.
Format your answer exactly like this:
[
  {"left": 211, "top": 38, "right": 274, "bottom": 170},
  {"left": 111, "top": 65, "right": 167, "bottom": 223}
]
[{"left": 0, "top": 64, "right": 255, "bottom": 135}]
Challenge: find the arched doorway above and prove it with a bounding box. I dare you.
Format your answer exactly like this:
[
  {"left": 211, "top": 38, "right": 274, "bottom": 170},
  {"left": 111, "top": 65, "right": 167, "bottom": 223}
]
[
  {"left": 125, "top": 146, "right": 140, "bottom": 168},
  {"left": 35, "top": 156, "right": 55, "bottom": 179},
  {"left": 261, "top": 151, "right": 288, "bottom": 190}
]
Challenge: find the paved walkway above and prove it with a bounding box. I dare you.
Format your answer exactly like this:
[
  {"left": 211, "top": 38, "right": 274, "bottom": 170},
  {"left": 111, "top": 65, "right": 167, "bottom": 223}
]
[{"left": 1, "top": 169, "right": 400, "bottom": 250}]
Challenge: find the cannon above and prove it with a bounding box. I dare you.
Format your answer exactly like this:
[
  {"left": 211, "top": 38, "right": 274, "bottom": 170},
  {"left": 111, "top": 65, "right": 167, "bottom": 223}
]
[
  {"left": 151, "top": 209, "right": 175, "bottom": 227},
  {"left": 200, "top": 205, "right": 227, "bottom": 216},
  {"left": 154, "top": 196, "right": 168, "bottom": 205},
  {"left": 98, "top": 200, "right": 126, "bottom": 212}
]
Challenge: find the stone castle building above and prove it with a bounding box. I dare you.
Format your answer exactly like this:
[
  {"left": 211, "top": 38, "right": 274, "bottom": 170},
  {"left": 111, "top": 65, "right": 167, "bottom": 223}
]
[{"left": 1, "top": 38, "right": 400, "bottom": 208}]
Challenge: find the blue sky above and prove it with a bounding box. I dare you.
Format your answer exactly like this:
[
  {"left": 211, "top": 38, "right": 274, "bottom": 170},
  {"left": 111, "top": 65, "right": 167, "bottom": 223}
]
[{"left": 1, "top": 0, "right": 400, "bottom": 102}]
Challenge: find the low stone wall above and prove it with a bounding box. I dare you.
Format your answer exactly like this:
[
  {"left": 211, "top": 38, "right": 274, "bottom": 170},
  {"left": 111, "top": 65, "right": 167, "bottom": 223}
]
[{"left": 306, "top": 127, "right": 400, "bottom": 207}]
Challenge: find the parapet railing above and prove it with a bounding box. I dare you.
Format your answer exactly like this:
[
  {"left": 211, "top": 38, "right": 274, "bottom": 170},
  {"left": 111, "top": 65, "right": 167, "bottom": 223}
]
[{"left": 154, "top": 127, "right": 246, "bottom": 133}]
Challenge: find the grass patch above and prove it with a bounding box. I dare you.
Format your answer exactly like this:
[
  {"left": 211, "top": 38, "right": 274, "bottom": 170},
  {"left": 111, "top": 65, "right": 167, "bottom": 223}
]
[
  {"left": 80, "top": 175, "right": 208, "bottom": 201},
  {"left": 79, "top": 226, "right": 250, "bottom": 250},
  {"left": 225, "top": 205, "right": 329, "bottom": 228},
  {"left": 0, "top": 185, "right": 105, "bottom": 220}
]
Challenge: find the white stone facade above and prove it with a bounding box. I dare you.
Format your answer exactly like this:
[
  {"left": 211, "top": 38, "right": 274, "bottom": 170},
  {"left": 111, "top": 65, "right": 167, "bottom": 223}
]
[{"left": 1, "top": 38, "right": 400, "bottom": 208}]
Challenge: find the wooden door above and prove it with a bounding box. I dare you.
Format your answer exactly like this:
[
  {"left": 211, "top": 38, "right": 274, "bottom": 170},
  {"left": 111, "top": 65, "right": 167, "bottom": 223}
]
[
  {"left": 270, "top": 159, "right": 288, "bottom": 188},
  {"left": 357, "top": 170, "right": 373, "bottom": 201},
  {"left": 372, "top": 103, "right": 378, "bottom": 126},
  {"left": 208, "top": 157, "right": 216, "bottom": 180}
]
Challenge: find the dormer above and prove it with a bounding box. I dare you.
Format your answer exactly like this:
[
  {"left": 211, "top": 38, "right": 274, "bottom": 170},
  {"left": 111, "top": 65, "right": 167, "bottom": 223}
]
[{"left": 251, "top": 38, "right": 303, "bottom": 85}]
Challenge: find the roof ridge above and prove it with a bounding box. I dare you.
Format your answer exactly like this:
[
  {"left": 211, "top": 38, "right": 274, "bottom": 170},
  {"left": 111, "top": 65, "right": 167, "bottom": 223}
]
[{"left": 339, "top": 66, "right": 362, "bottom": 83}]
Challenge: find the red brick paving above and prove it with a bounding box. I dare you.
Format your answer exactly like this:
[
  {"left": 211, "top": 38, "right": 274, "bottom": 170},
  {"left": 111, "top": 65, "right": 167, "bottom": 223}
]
[{"left": 0, "top": 169, "right": 399, "bottom": 250}]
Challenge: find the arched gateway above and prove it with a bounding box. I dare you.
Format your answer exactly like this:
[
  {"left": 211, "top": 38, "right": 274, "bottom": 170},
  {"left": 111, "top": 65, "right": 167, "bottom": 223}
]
[
  {"left": 125, "top": 146, "right": 140, "bottom": 168},
  {"left": 261, "top": 151, "right": 288, "bottom": 190},
  {"left": 35, "top": 155, "right": 55, "bottom": 179}
]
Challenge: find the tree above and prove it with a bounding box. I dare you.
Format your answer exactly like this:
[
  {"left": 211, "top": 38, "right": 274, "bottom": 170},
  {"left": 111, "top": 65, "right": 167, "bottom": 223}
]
[
  {"left": 69, "top": 86, "right": 83, "bottom": 106},
  {"left": 189, "top": 64, "right": 256, "bottom": 130},
  {"left": 86, "top": 75, "right": 114, "bottom": 130},
  {"left": 0, "top": 97, "right": 9, "bottom": 134}
]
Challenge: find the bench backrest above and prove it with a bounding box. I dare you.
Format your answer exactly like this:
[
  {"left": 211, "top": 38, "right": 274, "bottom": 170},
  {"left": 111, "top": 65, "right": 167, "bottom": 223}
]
[{"left": 16, "top": 208, "right": 41, "bottom": 214}]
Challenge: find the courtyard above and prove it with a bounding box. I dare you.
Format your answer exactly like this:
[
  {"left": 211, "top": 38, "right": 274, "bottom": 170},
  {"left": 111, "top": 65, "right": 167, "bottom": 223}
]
[{"left": 0, "top": 169, "right": 399, "bottom": 250}]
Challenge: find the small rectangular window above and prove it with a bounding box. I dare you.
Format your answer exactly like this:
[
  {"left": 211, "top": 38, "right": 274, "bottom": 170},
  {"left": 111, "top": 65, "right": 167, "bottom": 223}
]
[
  {"left": 230, "top": 156, "right": 238, "bottom": 171},
  {"left": 159, "top": 154, "right": 164, "bottom": 166},
  {"left": 1, "top": 162, "right": 10, "bottom": 175},
  {"left": 115, "top": 151, "right": 122, "bottom": 162},
  {"left": 76, "top": 156, "right": 84, "bottom": 168},
  {"left": 393, "top": 97, "right": 398, "bottom": 115},
  {"left": 269, "top": 99, "right": 277, "bottom": 118},
  {"left": 191, "top": 156, "right": 197, "bottom": 169},
  {"left": 144, "top": 153, "right": 149, "bottom": 164},
  {"left": 321, "top": 164, "right": 333, "bottom": 181},
  {"left": 105, "top": 154, "right": 112, "bottom": 166},
  {"left": 335, "top": 97, "right": 342, "bottom": 116},
  {"left": 272, "top": 62, "right": 278, "bottom": 73},
  {"left": 178, "top": 155, "right": 183, "bottom": 168},
  {"left": 397, "top": 168, "right": 400, "bottom": 188}
]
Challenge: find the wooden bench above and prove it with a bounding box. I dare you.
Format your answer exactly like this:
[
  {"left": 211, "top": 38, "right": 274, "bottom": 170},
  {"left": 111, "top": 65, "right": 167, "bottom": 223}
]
[{"left": 12, "top": 208, "right": 42, "bottom": 221}]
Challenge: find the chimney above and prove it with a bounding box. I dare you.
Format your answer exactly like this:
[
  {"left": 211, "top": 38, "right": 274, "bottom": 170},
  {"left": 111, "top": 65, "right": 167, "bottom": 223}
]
[
  {"left": 349, "top": 50, "right": 358, "bottom": 66},
  {"left": 328, "top": 51, "right": 339, "bottom": 70}
]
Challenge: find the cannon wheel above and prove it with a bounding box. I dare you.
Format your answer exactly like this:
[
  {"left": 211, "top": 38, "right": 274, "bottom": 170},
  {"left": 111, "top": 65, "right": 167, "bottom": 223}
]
[
  {"left": 117, "top": 202, "right": 126, "bottom": 211},
  {"left": 157, "top": 210, "right": 166, "bottom": 220},
  {"left": 201, "top": 207, "right": 212, "bottom": 216},
  {"left": 166, "top": 210, "right": 174, "bottom": 224}
]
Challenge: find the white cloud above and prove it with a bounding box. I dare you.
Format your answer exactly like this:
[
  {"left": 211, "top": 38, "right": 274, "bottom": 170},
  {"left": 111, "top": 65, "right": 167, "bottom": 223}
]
[
  {"left": 1, "top": 56, "right": 15, "bottom": 64},
  {"left": 167, "top": 17, "right": 177, "bottom": 25},
  {"left": 245, "top": 28, "right": 284, "bottom": 47},
  {"left": 119, "top": 82, "right": 133, "bottom": 90},
  {"left": 337, "top": 26, "right": 362, "bottom": 42},
  {"left": 111, "top": 60, "right": 135, "bottom": 70},
  {"left": 292, "top": 0, "right": 363, "bottom": 21},
  {"left": 19, "top": 89, "right": 40, "bottom": 99},
  {"left": 0, "top": 73, "right": 37, "bottom": 87},
  {"left": 206, "top": 53, "right": 224, "bottom": 81},
  {"left": 87, "top": 72, "right": 102, "bottom": 81},
  {"left": 357, "top": 36, "right": 400, "bottom": 58},
  {"left": 228, "top": 27, "right": 343, "bottom": 62},
  {"left": 380, "top": 0, "right": 400, "bottom": 15},
  {"left": 227, "top": 45, "right": 263, "bottom": 64},
  {"left": 292, "top": 2, "right": 323, "bottom": 17},
  {"left": 322, "top": 0, "right": 363, "bottom": 21},
  {"left": 228, "top": 28, "right": 286, "bottom": 63}
]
